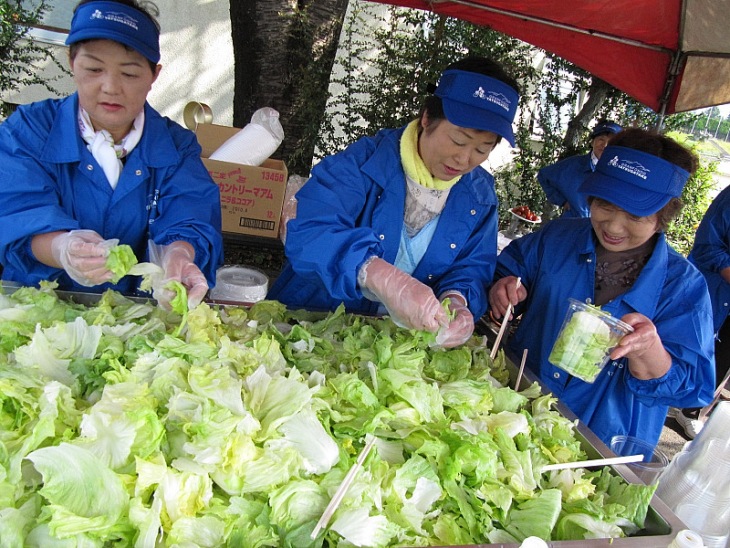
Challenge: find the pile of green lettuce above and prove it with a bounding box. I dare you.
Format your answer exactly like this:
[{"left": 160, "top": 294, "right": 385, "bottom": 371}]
[{"left": 0, "top": 283, "right": 656, "bottom": 547}]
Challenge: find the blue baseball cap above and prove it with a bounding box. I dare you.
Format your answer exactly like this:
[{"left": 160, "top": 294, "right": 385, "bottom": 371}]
[
  {"left": 66, "top": 1, "right": 161, "bottom": 63},
  {"left": 580, "top": 145, "right": 690, "bottom": 217},
  {"left": 590, "top": 121, "right": 622, "bottom": 139},
  {"left": 434, "top": 69, "right": 520, "bottom": 146}
]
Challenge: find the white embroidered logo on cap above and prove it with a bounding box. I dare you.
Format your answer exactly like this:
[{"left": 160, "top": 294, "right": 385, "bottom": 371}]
[
  {"left": 91, "top": 10, "right": 139, "bottom": 30},
  {"left": 608, "top": 156, "right": 650, "bottom": 180},
  {"left": 473, "top": 87, "right": 511, "bottom": 112}
]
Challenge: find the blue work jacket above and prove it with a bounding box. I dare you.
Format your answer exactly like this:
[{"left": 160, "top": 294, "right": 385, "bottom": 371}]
[
  {"left": 495, "top": 218, "right": 716, "bottom": 449},
  {"left": 268, "top": 126, "right": 499, "bottom": 319},
  {"left": 0, "top": 94, "right": 224, "bottom": 295},
  {"left": 689, "top": 185, "right": 730, "bottom": 333},
  {"left": 537, "top": 153, "right": 593, "bottom": 218}
]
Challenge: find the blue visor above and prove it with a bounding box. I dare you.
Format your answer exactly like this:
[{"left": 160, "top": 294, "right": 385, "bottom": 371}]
[
  {"left": 580, "top": 145, "right": 690, "bottom": 216},
  {"left": 591, "top": 121, "right": 622, "bottom": 139},
  {"left": 66, "top": 1, "right": 160, "bottom": 63},
  {"left": 434, "top": 69, "right": 519, "bottom": 146}
]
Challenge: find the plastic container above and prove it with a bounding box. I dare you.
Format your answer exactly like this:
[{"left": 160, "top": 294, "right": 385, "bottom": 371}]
[
  {"left": 548, "top": 298, "right": 633, "bottom": 383},
  {"left": 504, "top": 207, "right": 541, "bottom": 238},
  {"left": 610, "top": 435, "right": 669, "bottom": 485},
  {"left": 208, "top": 266, "right": 269, "bottom": 304},
  {"left": 656, "top": 402, "right": 730, "bottom": 548}
]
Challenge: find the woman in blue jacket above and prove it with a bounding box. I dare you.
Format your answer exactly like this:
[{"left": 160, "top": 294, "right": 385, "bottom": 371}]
[
  {"left": 489, "top": 128, "right": 715, "bottom": 449},
  {"left": 537, "top": 120, "right": 622, "bottom": 219},
  {"left": 269, "top": 57, "right": 520, "bottom": 347},
  {"left": 0, "top": 0, "right": 223, "bottom": 308},
  {"left": 669, "top": 185, "right": 730, "bottom": 438}
]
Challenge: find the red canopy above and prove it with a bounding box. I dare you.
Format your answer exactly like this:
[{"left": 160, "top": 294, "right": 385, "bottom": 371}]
[{"left": 369, "top": 0, "right": 730, "bottom": 114}]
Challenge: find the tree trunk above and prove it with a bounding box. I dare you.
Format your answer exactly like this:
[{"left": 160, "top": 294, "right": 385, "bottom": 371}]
[
  {"left": 229, "top": 0, "right": 350, "bottom": 176},
  {"left": 559, "top": 77, "right": 613, "bottom": 160}
]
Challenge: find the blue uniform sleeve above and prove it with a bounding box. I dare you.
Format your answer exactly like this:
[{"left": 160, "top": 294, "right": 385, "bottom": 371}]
[
  {"left": 689, "top": 186, "right": 730, "bottom": 275},
  {"left": 147, "top": 124, "right": 224, "bottom": 287},
  {"left": 537, "top": 162, "right": 569, "bottom": 207},
  {"left": 624, "top": 268, "right": 716, "bottom": 409},
  {"left": 284, "top": 136, "right": 387, "bottom": 303},
  {"left": 0, "top": 106, "right": 81, "bottom": 281}
]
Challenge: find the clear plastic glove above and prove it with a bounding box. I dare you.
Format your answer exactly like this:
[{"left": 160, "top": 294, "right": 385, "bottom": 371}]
[
  {"left": 50, "top": 229, "right": 118, "bottom": 287},
  {"left": 149, "top": 241, "right": 208, "bottom": 310},
  {"left": 434, "top": 296, "right": 475, "bottom": 348},
  {"left": 360, "top": 257, "right": 447, "bottom": 332}
]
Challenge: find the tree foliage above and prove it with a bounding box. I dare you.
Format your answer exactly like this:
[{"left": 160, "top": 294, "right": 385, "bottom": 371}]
[{"left": 0, "top": 0, "right": 66, "bottom": 118}]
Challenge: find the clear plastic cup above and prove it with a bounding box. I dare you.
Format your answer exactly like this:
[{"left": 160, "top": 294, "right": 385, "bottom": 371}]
[
  {"left": 548, "top": 298, "right": 633, "bottom": 383},
  {"left": 610, "top": 435, "right": 669, "bottom": 485}
]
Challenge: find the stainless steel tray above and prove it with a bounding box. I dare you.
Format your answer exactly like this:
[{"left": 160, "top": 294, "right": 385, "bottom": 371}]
[{"left": 474, "top": 348, "right": 688, "bottom": 548}]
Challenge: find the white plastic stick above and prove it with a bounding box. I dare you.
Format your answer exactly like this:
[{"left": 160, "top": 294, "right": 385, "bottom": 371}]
[
  {"left": 311, "top": 435, "right": 377, "bottom": 539},
  {"left": 542, "top": 454, "right": 644, "bottom": 472},
  {"left": 490, "top": 277, "right": 522, "bottom": 359}
]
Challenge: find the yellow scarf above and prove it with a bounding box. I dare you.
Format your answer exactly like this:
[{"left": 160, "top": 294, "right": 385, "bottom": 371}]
[{"left": 400, "top": 120, "right": 461, "bottom": 191}]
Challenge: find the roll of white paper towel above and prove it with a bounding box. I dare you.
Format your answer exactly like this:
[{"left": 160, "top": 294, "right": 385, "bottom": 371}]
[{"left": 209, "top": 107, "right": 284, "bottom": 166}]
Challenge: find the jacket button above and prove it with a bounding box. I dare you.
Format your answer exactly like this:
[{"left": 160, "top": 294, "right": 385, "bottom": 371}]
[
  {"left": 470, "top": 209, "right": 476, "bottom": 215},
  {"left": 86, "top": 164, "right": 93, "bottom": 171},
  {"left": 427, "top": 274, "right": 433, "bottom": 280},
  {"left": 450, "top": 243, "right": 456, "bottom": 249},
  {"left": 379, "top": 234, "right": 385, "bottom": 240},
  {"left": 587, "top": 258, "right": 592, "bottom": 263},
  {"left": 553, "top": 372, "right": 560, "bottom": 379},
  {"left": 136, "top": 170, "right": 142, "bottom": 176}
]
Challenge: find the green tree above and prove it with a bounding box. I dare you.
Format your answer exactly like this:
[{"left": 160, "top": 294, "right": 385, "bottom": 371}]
[{"left": 0, "top": 0, "right": 66, "bottom": 118}]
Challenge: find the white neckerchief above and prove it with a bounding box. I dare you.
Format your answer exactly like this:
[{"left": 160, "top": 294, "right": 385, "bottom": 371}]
[
  {"left": 78, "top": 108, "right": 144, "bottom": 189},
  {"left": 404, "top": 174, "right": 450, "bottom": 236},
  {"left": 590, "top": 151, "right": 599, "bottom": 171}
]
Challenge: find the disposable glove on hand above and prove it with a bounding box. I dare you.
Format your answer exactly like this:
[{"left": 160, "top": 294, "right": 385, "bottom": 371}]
[
  {"left": 360, "top": 257, "right": 447, "bottom": 332},
  {"left": 50, "top": 230, "right": 118, "bottom": 287},
  {"left": 151, "top": 241, "right": 208, "bottom": 310},
  {"left": 434, "top": 297, "right": 475, "bottom": 348}
]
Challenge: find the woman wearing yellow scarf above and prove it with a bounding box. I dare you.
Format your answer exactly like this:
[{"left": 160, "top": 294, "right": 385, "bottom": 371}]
[{"left": 269, "top": 57, "right": 520, "bottom": 347}]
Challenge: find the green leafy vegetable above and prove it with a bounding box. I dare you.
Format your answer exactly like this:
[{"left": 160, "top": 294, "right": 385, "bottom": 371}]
[
  {"left": 0, "top": 288, "right": 656, "bottom": 546},
  {"left": 105, "top": 245, "right": 138, "bottom": 284}
]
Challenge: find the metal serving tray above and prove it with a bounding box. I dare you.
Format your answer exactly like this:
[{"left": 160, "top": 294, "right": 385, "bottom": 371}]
[{"left": 449, "top": 348, "right": 687, "bottom": 548}]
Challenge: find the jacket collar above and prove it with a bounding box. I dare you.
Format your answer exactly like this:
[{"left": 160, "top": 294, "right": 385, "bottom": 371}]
[
  {"left": 42, "top": 93, "right": 181, "bottom": 168},
  {"left": 361, "top": 125, "right": 496, "bottom": 205},
  {"left": 577, "top": 221, "right": 666, "bottom": 317}
]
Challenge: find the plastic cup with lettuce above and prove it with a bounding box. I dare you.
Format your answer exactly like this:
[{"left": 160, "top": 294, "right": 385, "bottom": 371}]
[{"left": 548, "top": 298, "right": 633, "bottom": 383}]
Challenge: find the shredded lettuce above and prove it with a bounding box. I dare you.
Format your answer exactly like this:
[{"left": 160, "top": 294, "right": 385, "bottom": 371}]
[
  {"left": 105, "top": 245, "right": 139, "bottom": 284},
  {"left": 548, "top": 306, "right": 627, "bottom": 383},
  {"left": 0, "top": 288, "right": 657, "bottom": 546}
]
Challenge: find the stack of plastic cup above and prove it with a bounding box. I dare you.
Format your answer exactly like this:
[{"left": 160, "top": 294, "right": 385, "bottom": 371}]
[{"left": 656, "top": 402, "right": 730, "bottom": 548}]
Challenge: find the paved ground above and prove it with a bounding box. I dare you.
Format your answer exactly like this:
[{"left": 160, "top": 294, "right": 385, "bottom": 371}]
[{"left": 658, "top": 416, "right": 691, "bottom": 460}]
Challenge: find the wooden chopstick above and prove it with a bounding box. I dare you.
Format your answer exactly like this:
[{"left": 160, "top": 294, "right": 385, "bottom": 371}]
[
  {"left": 490, "top": 277, "right": 522, "bottom": 359},
  {"left": 542, "top": 454, "right": 644, "bottom": 472},
  {"left": 514, "top": 348, "right": 528, "bottom": 390},
  {"left": 311, "top": 435, "right": 377, "bottom": 539}
]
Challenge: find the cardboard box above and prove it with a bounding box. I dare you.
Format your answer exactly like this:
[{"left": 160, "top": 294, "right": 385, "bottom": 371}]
[{"left": 195, "top": 123, "right": 288, "bottom": 239}]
